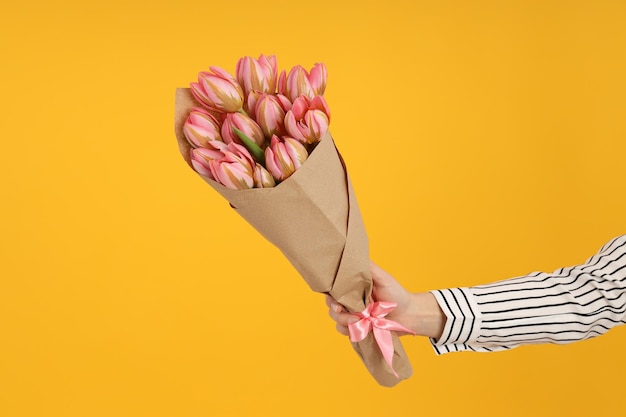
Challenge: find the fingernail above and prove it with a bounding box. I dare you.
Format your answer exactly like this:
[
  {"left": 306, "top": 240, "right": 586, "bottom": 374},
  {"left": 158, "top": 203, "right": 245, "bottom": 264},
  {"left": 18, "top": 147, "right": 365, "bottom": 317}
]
[{"left": 331, "top": 303, "right": 341, "bottom": 313}]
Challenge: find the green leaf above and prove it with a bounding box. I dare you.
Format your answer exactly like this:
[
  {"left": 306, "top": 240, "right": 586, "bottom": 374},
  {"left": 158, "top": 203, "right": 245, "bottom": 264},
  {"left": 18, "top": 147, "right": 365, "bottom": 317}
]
[{"left": 233, "top": 127, "right": 265, "bottom": 166}]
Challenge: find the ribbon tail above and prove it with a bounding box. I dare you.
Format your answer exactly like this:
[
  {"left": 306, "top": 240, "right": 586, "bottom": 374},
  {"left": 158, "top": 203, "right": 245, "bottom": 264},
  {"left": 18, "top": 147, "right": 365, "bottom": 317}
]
[
  {"left": 372, "top": 327, "right": 398, "bottom": 378},
  {"left": 376, "top": 318, "right": 415, "bottom": 335}
]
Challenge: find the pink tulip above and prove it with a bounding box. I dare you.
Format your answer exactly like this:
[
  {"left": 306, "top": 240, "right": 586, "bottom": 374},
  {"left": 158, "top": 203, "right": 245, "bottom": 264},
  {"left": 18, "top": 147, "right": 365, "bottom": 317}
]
[
  {"left": 190, "top": 66, "right": 244, "bottom": 113},
  {"left": 276, "top": 94, "right": 292, "bottom": 112},
  {"left": 190, "top": 141, "right": 228, "bottom": 179},
  {"left": 245, "top": 91, "right": 291, "bottom": 121},
  {"left": 208, "top": 144, "right": 256, "bottom": 190},
  {"left": 293, "top": 94, "right": 330, "bottom": 118},
  {"left": 255, "top": 94, "right": 289, "bottom": 138},
  {"left": 183, "top": 107, "right": 223, "bottom": 148},
  {"left": 221, "top": 112, "right": 265, "bottom": 147},
  {"left": 228, "top": 142, "right": 256, "bottom": 162},
  {"left": 265, "top": 135, "right": 309, "bottom": 182},
  {"left": 253, "top": 163, "right": 276, "bottom": 188},
  {"left": 278, "top": 63, "right": 327, "bottom": 102},
  {"left": 236, "top": 54, "right": 278, "bottom": 97},
  {"left": 191, "top": 151, "right": 214, "bottom": 179},
  {"left": 244, "top": 90, "right": 263, "bottom": 120},
  {"left": 284, "top": 96, "right": 330, "bottom": 144}
]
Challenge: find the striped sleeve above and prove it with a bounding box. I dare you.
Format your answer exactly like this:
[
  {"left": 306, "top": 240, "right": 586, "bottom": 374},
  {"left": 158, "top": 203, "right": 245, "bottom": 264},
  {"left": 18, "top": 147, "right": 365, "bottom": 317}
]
[{"left": 429, "top": 234, "right": 626, "bottom": 355}]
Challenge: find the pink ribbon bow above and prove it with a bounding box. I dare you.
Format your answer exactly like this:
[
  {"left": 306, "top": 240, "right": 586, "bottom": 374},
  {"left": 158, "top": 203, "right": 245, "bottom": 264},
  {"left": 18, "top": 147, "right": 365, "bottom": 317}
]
[{"left": 348, "top": 301, "right": 415, "bottom": 378}]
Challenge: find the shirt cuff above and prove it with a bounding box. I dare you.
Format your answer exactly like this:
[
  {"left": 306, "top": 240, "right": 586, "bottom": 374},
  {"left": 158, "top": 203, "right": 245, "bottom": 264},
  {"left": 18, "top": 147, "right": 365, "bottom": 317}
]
[{"left": 429, "top": 288, "right": 482, "bottom": 354}]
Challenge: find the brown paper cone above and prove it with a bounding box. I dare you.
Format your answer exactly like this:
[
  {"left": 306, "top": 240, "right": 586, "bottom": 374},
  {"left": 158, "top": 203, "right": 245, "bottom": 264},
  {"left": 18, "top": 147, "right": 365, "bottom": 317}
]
[{"left": 174, "top": 88, "right": 412, "bottom": 386}]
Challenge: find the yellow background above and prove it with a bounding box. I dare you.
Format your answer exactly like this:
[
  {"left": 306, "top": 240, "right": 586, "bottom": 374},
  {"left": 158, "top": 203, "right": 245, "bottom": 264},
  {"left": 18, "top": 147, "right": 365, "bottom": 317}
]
[{"left": 2, "top": 0, "right": 625, "bottom": 416}]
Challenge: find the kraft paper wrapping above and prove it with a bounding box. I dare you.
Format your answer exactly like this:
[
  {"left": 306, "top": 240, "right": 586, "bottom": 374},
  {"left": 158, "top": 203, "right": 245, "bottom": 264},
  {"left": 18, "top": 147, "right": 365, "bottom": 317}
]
[{"left": 174, "top": 88, "right": 412, "bottom": 386}]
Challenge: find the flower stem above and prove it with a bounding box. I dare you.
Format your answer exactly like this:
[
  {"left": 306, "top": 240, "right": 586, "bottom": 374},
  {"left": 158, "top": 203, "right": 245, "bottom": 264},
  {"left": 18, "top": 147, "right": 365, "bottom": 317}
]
[{"left": 233, "top": 127, "right": 265, "bottom": 166}]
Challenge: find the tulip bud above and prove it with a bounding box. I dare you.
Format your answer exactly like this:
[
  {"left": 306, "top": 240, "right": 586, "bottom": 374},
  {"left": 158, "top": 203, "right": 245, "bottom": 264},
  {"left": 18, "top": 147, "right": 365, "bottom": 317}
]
[
  {"left": 276, "top": 94, "right": 292, "bottom": 112},
  {"left": 265, "top": 135, "right": 309, "bottom": 182},
  {"left": 225, "top": 142, "right": 256, "bottom": 166},
  {"left": 284, "top": 96, "right": 330, "bottom": 145},
  {"left": 190, "top": 66, "right": 244, "bottom": 113},
  {"left": 221, "top": 112, "right": 265, "bottom": 148},
  {"left": 236, "top": 54, "right": 278, "bottom": 97},
  {"left": 190, "top": 143, "right": 226, "bottom": 179},
  {"left": 255, "top": 94, "right": 288, "bottom": 138},
  {"left": 244, "top": 90, "right": 263, "bottom": 120},
  {"left": 208, "top": 144, "right": 256, "bottom": 190},
  {"left": 303, "top": 95, "right": 330, "bottom": 118},
  {"left": 279, "top": 63, "right": 328, "bottom": 102},
  {"left": 191, "top": 156, "right": 213, "bottom": 179},
  {"left": 253, "top": 163, "right": 276, "bottom": 188},
  {"left": 183, "top": 107, "right": 223, "bottom": 148}
]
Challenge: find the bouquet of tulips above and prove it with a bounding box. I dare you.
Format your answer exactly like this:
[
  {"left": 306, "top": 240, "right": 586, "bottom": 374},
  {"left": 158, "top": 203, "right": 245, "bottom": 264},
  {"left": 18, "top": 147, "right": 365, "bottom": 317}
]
[
  {"left": 185, "top": 56, "right": 330, "bottom": 189},
  {"left": 174, "top": 55, "right": 413, "bottom": 386}
]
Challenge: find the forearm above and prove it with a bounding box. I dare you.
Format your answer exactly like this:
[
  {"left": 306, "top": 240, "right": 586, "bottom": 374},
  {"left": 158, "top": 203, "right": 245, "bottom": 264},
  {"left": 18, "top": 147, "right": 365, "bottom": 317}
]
[{"left": 428, "top": 235, "right": 626, "bottom": 354}]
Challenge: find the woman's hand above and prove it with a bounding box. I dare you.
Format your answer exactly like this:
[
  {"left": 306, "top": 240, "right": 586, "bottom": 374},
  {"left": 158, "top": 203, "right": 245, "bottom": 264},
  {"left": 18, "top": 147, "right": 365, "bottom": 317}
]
[{"left": 325, "top": 261, "right": 445, "bottom": 340}]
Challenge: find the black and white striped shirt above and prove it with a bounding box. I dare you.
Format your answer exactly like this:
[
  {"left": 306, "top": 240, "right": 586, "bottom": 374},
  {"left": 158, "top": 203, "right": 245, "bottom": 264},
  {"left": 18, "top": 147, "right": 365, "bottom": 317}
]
[{"left": 430, "top": 234, "right": 626, "bottom": 354}]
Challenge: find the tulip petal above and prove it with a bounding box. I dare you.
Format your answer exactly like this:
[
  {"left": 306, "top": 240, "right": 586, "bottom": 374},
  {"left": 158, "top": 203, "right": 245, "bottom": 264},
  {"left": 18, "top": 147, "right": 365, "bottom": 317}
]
[
  {"left": 309, "top": 63, "right": 327, "bottom": 95},
  {"left": 253, "top": 163, "right": 276, "bottom": 188},
  {"left": 245, "top": 91, "right": 262, "bottom": 119},
  {"left": 276, "top": 94, "right": 292, "bottom": 112},
  {"left": 310, "top": 95, "right": 331, "bottom": 120},
  {"left": 291, "top": 96, "right": 309, "bottom": 119},
  {"left": 284, "top": 137, "right": 308, "bottom": 169},
  {"left": 191, "top": 158, "right": 214, "bottom": 179},
  {"left": 284, "top": 110, "right": 307, "bottom": 143},
  {"left": 277, "top": 70, "right": 287, "bottom": 96},
  {"left": 264, "top": 147, "right": 282, "bottom": 181},
  {"left": 209, "top": 66, "right": 237, "bottom": 81}
]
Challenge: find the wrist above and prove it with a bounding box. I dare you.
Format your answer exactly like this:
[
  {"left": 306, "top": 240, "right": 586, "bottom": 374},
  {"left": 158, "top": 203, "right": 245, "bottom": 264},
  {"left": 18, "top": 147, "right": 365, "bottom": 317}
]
[{"left": 409, "top": 292, "right": 446, "bottom": 340}]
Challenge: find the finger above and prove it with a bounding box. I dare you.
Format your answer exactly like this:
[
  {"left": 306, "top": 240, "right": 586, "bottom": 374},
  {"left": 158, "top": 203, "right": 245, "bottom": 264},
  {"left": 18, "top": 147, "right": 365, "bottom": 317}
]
[
  {"left": 329, "top": 309, "right": 358, "bottom": 327},
  {"left": 324, "top": 294, "right": 337, "bottom": 308},
  {"left": 325, "top": 296, "right": 344, "bottom": 314},
  {"left": 325, "top": 294, "right": 333, "bottom": 308},
  {"left": 336, "top": 324, "right": 349, "bottom": 336}
]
